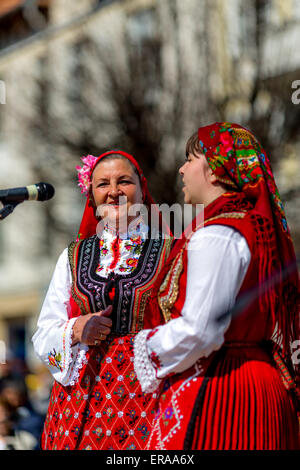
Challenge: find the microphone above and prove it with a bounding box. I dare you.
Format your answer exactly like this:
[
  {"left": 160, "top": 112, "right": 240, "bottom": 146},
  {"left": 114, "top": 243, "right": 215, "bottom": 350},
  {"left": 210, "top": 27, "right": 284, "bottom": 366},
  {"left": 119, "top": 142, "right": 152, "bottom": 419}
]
[{"left": 0, "top": 182, "right": 55, "bottom": 203}]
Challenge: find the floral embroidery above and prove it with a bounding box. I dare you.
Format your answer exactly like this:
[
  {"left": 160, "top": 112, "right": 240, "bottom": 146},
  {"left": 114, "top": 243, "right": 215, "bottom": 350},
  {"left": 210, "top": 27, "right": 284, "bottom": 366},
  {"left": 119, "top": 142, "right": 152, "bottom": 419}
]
[
  {"left": 47, "top": 349, "right": 63, "bottom": 372},
  {"left": 71, "top": 425, "right": 81, "bottom": 436},
  {"left": 130, "top": 234, "right": 143, "bottom": 245},
  {"left": 137, "top": 423, "right": 150, "bottom": 441},
  {"left": 126, "top": 370, "right": 137, "bottom": 387},
  {"left": 116, "top": 351, "right": 124, "bottom": 362},
  {"left": 58, "top": 425, "right": 64, "bottom": 438},
  {"left": 115, "top": 426, "right": 128, "bottom": 444},
  {"left": 113, "top": 386, "right": 126, "bottom": 404},
  {"left": 102, "top": 370, "right": 114, "bottom": 387},
  {"left": 53, "top": 410, "right": 59, "bottom": 424},
  {"left": 126, "top": 258, "right": 138, "bottom": 268},
  {"left": 58, "top": 390, "right": 65, "bottom": 404},
  {"left": 109, "top": 236, "right": 121, "bottom": 270},
  {"left": 73, "top": 390, "right": 83, "bottom": 406},
  {"left": 92, "top": 426, "right": 105, "bottom": 441},
  {"left": 63, "top": 408, "right": 72, "bottom": 423},
  {"left": 150, "top": 350, "right": 162, "bottom": 370},
  {"left": 147, "top": 327, "right": 159, "bottom": 341},
  {"left": 92, "top": 390, "right": 103, "bottom": 407},
  {"left": 126, "top": 443, "right": 137, "bottom": 450},
  {"left": 82, "top": 374, "right": 91, "bottom": 389},
  {"left": 93, "top": 352, "right": 103, "bottom": 364},
  {"left": 95, "top": 225, "right": 148, "bottom": 277},
  {"left": 164, "top": 407, "right": 174, "bottom": 420},
  {"left": 84, "top": 445, "right": 93, "bottom": 450},
  {"left": 99, "top": 239, "right": 109, "bottom": 255},
  {"left": 126, "top": 408, "right": 139, "bottom": 426},
  {"left": 103, "top": 406, "right": 116, "bottom": 423}
]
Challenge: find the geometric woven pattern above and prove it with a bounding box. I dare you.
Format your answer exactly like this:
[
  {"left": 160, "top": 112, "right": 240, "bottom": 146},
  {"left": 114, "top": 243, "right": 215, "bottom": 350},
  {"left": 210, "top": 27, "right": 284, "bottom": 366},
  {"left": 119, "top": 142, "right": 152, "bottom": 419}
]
[
  {"left": 42, "top": 335, "right": 157, "bottom": 450},
  {"left": 147, "top": 347, "right": 299, "bottom": 450}
]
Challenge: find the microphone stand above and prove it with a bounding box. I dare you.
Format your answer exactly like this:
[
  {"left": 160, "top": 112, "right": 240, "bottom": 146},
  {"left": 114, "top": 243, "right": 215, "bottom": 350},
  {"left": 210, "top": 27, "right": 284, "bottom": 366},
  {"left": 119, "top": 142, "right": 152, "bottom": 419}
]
[{"left": 0, "top": 201, "right": 20, "bottom": 220}]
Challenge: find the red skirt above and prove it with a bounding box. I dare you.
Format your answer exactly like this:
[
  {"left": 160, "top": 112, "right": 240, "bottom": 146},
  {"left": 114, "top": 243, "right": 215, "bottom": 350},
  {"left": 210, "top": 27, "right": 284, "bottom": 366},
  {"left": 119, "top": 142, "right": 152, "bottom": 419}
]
[
  {"left": 147, "top": 345, "right": 299, "bottom": 450},
  {"left": 41, "top": 334, "right": 156, "bottom": 450}
]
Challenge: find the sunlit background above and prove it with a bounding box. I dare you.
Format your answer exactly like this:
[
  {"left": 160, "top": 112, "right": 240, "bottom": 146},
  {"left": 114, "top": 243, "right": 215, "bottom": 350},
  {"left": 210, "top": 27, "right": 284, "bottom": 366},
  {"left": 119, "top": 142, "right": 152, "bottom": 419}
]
[{"left": 0, "top": 0, "right": 299, "bottom": 448}]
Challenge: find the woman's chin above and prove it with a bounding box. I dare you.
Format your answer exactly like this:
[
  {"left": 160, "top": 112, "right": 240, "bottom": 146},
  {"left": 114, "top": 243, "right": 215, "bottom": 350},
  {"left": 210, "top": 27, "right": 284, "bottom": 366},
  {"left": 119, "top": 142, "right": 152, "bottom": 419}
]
[
  {"left": 105, "top": 209, "right": 130, "bottom": 227},
  {"left": 183, "top": 193, "right": 191, "bottom": 204}
]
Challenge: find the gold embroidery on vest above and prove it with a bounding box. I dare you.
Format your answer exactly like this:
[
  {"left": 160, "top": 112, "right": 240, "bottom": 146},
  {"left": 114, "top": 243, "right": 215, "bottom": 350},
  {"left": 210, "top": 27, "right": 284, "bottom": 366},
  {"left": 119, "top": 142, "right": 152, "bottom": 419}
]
[
  {"left": 132, "top": 237, "right": 173, "bottom": 331},
  {"left": 68, "top": 241, "right": 89, "bottom": 315},
  {"left": 158, "top": 251, "right": 184, "bottom": 322}
]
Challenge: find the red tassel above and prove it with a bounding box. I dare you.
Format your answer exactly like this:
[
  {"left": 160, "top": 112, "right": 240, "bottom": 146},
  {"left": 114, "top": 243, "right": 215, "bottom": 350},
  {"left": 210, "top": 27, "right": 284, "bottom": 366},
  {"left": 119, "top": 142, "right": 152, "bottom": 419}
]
[{"left": 108, "top": 287, "right": 115, "bottom": 301}]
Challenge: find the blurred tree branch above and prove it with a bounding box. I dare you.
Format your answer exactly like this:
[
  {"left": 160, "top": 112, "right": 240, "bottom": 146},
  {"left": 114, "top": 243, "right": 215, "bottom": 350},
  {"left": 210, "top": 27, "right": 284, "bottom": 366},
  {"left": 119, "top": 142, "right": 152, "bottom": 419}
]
[{"left": 10, "top": 0, "right": 300, "bottom": 243}]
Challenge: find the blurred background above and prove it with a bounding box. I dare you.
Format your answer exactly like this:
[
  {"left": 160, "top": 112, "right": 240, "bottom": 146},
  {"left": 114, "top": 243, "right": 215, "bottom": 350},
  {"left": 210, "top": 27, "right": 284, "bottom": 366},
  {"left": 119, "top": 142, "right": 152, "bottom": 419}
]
[{"left": 0, "top": 0, "right": 299, "bottom": 449}]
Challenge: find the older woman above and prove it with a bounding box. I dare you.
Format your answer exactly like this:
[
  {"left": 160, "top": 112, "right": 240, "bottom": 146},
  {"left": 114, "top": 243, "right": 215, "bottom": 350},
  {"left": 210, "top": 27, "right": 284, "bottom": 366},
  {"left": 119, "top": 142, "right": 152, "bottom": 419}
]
[
  {"left": 134, "top": 122, "right": 299, "bottom": 450},
  {"left": 32, "top": 150, "right": 172, "bottom": 450}
]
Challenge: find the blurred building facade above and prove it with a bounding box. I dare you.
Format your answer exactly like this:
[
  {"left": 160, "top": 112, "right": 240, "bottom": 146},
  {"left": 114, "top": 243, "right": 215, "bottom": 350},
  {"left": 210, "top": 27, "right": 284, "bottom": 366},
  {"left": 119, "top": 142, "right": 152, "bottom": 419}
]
[{"left": 0, "top": 0, "right": 299, "bottom": 373}]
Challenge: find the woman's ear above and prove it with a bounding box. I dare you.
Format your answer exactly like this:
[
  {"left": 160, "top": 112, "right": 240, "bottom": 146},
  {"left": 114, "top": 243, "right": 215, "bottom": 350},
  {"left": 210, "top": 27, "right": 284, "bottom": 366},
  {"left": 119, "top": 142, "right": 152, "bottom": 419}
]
[
  {"left": 210, "top": 172, "right": 218, "bottom": 185},
  {"left": 206, "top": 165, "right": 218, "bottom": 185}
]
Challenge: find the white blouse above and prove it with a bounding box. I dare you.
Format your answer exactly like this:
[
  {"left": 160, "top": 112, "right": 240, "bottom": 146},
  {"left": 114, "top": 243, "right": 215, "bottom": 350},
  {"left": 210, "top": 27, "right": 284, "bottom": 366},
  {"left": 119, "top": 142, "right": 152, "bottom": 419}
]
[
  {"left": 32, "top": 223, "right": 148, "bottom": 386},
  {"left": 133, "top": 225, "right": 251, "bottom": 393}
]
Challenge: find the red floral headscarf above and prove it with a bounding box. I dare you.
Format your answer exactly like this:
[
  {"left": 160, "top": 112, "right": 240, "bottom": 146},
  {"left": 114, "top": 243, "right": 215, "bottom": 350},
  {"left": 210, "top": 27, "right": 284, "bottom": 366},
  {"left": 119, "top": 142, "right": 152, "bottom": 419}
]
[{"left": 197, "top": 122, "right": 287, "bottom": 233}]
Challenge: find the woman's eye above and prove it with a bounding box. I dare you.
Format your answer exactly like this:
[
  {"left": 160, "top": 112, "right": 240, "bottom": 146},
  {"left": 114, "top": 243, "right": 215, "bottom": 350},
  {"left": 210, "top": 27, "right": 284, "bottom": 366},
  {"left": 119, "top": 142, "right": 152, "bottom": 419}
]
[{"left": 97, "top": 181, "right": 132, "bottom": 187}]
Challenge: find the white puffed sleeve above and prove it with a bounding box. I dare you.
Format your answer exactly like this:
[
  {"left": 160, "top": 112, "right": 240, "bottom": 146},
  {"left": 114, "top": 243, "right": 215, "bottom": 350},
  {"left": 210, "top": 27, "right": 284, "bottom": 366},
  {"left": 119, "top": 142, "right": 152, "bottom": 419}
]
[
  {"left": 32, "top": 249, "right": 88, "bottom": 386},
  {"left": 134, "top": 225, "right": 251, "bottom": 393}
]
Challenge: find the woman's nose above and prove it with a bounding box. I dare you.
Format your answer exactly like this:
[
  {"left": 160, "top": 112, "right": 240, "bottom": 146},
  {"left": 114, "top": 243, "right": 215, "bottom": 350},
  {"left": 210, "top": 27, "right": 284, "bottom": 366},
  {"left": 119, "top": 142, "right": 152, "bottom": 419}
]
[
  {"left": 109, "top": 185, "right": 121, "bottom": 197},
  {"left": 178, "top": 163, "right": 185, "bottom": 175}
]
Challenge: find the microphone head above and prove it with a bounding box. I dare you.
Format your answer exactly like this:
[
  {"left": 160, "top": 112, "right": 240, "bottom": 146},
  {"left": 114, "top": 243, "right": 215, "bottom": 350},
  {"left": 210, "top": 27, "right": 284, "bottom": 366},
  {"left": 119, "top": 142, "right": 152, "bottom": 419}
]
[{"left": 36, "top": 182, "right": 55, "bottom": 201}]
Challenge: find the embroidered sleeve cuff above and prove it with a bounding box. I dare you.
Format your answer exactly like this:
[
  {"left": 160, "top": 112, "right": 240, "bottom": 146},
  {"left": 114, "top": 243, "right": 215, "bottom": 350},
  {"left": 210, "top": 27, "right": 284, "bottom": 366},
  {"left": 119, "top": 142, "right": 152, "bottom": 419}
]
[
  {"left": 134, "top": 329, "right": 162, "bottom": 393},
  {"left": 47, "top": 318, "right": 89, "bottom": 386},
  {"left": 60, "top": 318, "right": 89, "bottom": 387},
  {"left": 45, "top": 319, "right": 74, "bottom": 376}
]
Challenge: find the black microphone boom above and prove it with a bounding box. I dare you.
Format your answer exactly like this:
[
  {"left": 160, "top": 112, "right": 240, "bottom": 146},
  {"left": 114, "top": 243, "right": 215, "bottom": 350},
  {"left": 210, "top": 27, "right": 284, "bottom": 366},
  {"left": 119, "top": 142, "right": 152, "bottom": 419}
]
[
  {"left": 0, "top": 182, "right": 55, "bottom": 220},
  {"left": 0, "top": 182, "right": 55, "bottom": 203}
]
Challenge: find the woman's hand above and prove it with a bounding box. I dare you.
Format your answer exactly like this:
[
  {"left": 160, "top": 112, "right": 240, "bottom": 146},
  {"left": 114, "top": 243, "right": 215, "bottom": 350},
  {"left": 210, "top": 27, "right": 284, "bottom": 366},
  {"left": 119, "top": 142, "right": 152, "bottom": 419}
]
[{"left": 71, "top": 305, "right": 113, "bottom": 346}]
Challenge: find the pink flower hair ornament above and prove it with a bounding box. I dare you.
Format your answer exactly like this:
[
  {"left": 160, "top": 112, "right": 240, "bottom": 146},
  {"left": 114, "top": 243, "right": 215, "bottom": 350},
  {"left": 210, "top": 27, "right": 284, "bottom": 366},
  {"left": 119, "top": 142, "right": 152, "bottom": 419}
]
[{"left": 76, "top": 155, "right": 99, "bottom": 196}]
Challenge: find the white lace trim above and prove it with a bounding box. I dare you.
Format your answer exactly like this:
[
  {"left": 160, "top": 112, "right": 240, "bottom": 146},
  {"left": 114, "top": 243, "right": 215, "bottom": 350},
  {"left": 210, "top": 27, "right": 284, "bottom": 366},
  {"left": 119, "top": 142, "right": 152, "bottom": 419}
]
[
  {"left": 68, "top": 343, "right": 89, "bottom": 386},
  {"left": 134, "top": 329, "right": 161, "bottom": 393},
  {"left": 62, "top": 318, "right": 77, "bottom": 373},
  {"left": 57, "top": 318, "right": 89, "bottom": 387}
]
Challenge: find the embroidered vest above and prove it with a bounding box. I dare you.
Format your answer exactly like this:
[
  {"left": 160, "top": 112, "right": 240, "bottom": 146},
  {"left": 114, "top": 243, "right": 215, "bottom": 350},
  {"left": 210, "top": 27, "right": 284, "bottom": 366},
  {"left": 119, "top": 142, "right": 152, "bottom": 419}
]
[{"left": 68, "top": 233, "right": 172, "bottom": 335}]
